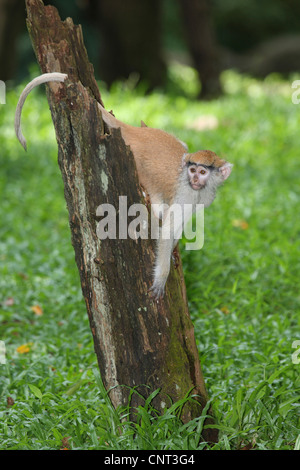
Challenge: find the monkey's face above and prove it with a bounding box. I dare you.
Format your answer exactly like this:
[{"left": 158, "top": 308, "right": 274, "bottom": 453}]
[{"left": 188, "top": 164, "right": 211, "bottom": 190}]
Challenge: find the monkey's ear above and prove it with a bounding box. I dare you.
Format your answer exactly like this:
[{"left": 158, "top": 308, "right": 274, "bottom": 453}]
[
  {"left": 219, "top": 163, "right": 233, "bottom": 181},
  {"left": 141, "top": 120, "right": 148, "bottom": 127},
  {"left": 181, "top": 153, "right": 189, "bottom": 168}
]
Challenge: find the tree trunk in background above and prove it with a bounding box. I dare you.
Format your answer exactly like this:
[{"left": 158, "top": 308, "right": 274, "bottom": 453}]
[
  {"left": 0, "top": 0, "right": 25, "bottom": 81},
  {"left": 178, "top": 0, "right": 221, "bottom": 99},
  {"left": 25, "top": 0, "right": 218, "bottom": 444},
  {"left": 94, "top": 0, "right": 166, "bottom": 90}
]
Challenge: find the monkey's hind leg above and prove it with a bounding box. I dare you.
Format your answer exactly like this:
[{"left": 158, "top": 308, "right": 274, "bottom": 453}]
[
  {"left": 150, "top": 232, "right": 175, "bottom": 300},
  {"left": 172, "top": 243, "right": 180, "bottom": 269}
]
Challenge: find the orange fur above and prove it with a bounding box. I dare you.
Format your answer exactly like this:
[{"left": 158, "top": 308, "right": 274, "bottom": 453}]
[
  {"left": 15, "top": 73, "right": 233, "bottom": 300},
  {"left": 121, "top": 125, "right": 186, "bottom": 204},
  {"left": 99, "top": 105, "right": 187, "bottom": 204},
  {"left": 99, "top": 105, "right": 227, "bottom": 205},
  {"left": 183, "top": 150, "right": 225, "bottom": 168}
]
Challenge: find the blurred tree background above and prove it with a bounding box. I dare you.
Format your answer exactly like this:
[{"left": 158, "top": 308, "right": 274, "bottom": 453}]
[{"left": 1, "top": 0, "right": 300, "bottom": 96}]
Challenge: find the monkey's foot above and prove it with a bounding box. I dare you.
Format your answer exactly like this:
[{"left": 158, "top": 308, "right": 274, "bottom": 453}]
[
  {"left": 172, "top": 246, "right": 180, "bottom": 269},
  {"left": 149, "top": 282, "right": 165, "bottom": 301},
  {"left": 140, "top": 184, "right": 151, "bottom": 208}
]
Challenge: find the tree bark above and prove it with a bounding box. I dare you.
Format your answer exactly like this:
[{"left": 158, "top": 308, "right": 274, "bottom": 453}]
[
  {"left": 25, "top": 0, "right": 217, "bottom": 444},
  {"left": 178, "top": 0, "right": 221, "bottom": 99}
]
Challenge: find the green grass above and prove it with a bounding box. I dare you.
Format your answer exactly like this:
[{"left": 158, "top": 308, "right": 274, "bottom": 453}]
[{"left": 0, "top": 66, "right": 299, "bottom": 450}]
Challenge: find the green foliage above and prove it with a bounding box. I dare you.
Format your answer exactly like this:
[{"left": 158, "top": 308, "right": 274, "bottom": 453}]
[{"left": 0, "top": 67, "right": 299, "bottom": 449}]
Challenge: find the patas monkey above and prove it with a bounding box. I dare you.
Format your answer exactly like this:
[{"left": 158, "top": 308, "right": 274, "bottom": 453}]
[{"left": 15, "top": 73, "right": 232, "bottom": 299}]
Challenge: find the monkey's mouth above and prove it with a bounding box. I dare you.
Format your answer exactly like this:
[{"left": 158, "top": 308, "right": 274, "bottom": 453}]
[{"left": 190, "top": 183, "right": 203, "bottom": 190}]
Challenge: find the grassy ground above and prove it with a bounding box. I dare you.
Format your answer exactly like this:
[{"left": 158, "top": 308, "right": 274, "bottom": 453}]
[{"left": 0, "top": 66, "right": 299, "bottom": 450}]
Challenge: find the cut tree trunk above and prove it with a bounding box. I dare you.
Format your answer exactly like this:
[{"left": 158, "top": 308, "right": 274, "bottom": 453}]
[{"left": 25, "top": 0, "right": 218, "bottom": 444}]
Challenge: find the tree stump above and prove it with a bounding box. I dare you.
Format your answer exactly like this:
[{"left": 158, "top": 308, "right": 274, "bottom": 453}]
[{"left": 25, "top": 0, "right": 218, "bottom": 444}]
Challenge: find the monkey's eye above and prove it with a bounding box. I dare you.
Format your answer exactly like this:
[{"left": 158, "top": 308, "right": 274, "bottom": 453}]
[
  {"left": 190, "top": 168, "right": 196, "bottom": 173},
  {"left": 200, "top": 169, "right": 206, "bottom": 175}
]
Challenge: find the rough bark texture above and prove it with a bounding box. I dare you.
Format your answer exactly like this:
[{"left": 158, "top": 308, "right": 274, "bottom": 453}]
[{"left": 25, "top": 0, "right": 217, "bottom": 443}]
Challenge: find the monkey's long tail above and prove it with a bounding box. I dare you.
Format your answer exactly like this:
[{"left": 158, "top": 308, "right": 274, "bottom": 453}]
[{"left": 15, "top": 72, "right": 68, "bottom": 150}]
